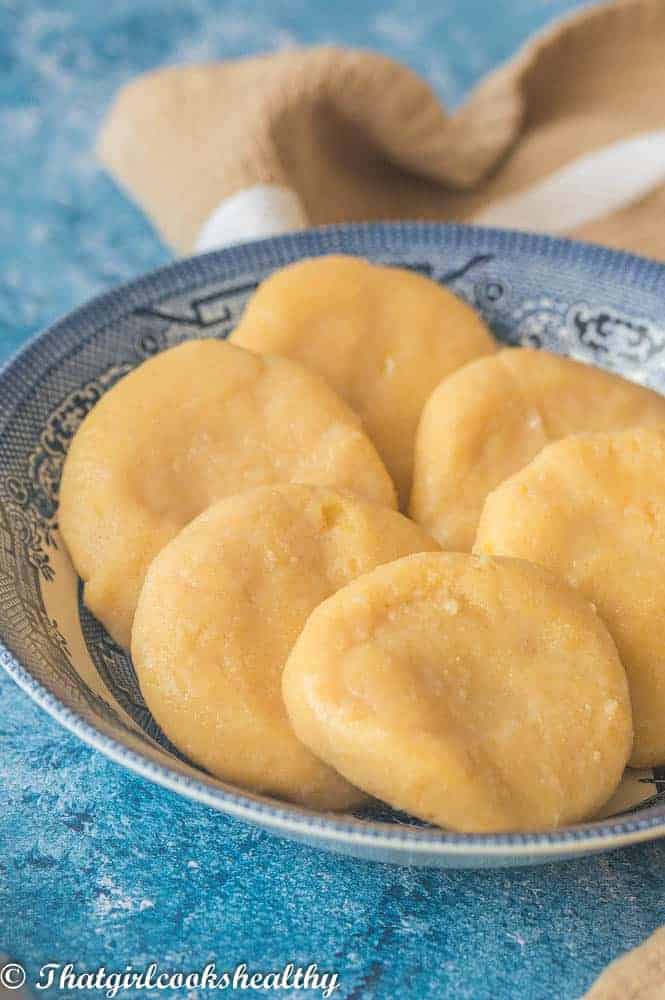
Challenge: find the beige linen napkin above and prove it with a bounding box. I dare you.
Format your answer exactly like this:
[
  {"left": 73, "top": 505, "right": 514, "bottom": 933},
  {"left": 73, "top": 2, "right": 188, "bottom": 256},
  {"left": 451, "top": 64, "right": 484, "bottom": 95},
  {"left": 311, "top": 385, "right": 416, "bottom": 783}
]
[
  {"left": 98, "top": 3, "right": 665, "bottom": 996},
  {"left": 584, "top": 927, "right": 665, "bottom": 999},
  {"left": 99, "top": 0, "right": 665, "bottom": 259}
]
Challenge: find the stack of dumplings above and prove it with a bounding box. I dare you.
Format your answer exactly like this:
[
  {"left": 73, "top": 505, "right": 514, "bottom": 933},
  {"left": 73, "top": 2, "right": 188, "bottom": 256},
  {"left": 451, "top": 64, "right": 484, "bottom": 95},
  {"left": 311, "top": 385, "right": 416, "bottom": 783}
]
[{"left": 59, "top": 254, "right": 665, "bottom": 834}]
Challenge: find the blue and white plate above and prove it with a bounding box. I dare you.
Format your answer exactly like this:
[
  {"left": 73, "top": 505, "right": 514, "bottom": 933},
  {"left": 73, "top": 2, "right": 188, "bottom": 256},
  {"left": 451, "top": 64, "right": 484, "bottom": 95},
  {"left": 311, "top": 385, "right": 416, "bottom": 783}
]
[{"left": 3, "top": 222, "right": 665, "bottom": 869}]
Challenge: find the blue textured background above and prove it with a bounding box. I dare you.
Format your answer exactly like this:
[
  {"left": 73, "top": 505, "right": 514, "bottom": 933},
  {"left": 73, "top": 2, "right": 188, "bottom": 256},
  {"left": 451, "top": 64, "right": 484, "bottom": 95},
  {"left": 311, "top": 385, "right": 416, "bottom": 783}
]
[{"left": 4, "top": 2, "right": 662, "bottom": 998}]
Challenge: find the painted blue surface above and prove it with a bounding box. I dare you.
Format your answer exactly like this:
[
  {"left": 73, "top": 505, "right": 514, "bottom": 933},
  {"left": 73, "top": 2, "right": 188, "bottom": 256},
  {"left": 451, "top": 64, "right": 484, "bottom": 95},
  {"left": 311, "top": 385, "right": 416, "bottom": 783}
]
[{"left": 4, "top": 1, "right": 663, "bottom": 998}]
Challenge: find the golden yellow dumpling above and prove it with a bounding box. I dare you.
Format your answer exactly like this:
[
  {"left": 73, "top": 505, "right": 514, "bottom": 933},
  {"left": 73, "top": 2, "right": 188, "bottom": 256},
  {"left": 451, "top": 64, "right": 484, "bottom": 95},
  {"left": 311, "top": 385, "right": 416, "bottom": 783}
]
[
  {"left": 476, "top": 428, "right": 665, "bottom": 766},
  {"left": 132, "top": 485, "right": 439, "bottom": 808},
  {"left": 411, "top": 348, "right": 665, "bottom": 549},
  {"left": 283, "top": 552, "right": 631, "bottom": 832},
  {"left": 232, "top": 255, "right": 495, "bottom": 506},
  {"left": 59, "top": 339, "right": 395, "bottom": 646}
]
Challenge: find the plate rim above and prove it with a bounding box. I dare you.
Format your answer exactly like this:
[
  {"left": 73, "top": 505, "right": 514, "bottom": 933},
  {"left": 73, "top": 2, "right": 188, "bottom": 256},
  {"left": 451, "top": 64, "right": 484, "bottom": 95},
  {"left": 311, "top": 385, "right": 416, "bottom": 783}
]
[
  {"left": 3, "top": 219, "right": 665, "bottom": 861},
  {"left": 5, "top": 641, "right": 665, "bottom": 859}
]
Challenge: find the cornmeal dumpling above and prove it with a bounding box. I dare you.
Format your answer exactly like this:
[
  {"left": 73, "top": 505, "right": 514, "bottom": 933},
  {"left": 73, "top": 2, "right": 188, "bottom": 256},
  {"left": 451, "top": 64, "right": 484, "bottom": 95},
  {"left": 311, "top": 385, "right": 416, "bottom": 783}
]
[
  {"left": 475, "top": 427, "right": 665, "bottom": 767},
  {"left": 131, "top": 485, "right": 439, "bottom": 809},
  {"left": 411, "top": 348, "right": 665, "bottom": 549},
  {"left": 282, "top": 552, "right": 632, "bottom": 832},
  {"left": 59, "top": 339, "right": 395, "bottom": 647},
  {"left": 231, "top": 255, "right": 496, "bottom": 505}
]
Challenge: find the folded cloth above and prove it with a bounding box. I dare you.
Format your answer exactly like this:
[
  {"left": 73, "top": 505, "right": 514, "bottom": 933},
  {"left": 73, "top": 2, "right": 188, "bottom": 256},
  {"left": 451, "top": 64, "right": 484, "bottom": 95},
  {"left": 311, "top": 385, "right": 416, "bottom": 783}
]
[
  {"left": 583, "top": 926, "right": 665, "bottom": 999},
  {"left": 98, "top": 0, "right": 665, "bottom": 259}
]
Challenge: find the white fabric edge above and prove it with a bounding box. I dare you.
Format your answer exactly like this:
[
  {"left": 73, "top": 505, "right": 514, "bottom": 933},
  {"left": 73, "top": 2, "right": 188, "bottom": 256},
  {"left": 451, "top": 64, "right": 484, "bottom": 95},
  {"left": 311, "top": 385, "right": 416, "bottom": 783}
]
[
  {"left": 195, "top": 132, "right": 665, "bottom": 250},
  {"left": 195, "top": 184, "right": 309, "bottom": 252},
  {"left": 473, "top": 130, "right": 665, "bottom": 234}
]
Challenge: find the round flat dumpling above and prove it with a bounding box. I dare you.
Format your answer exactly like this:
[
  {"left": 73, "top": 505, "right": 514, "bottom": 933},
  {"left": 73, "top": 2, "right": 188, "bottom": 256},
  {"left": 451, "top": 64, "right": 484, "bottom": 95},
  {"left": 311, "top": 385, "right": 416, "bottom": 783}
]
[
  {"left": 231, "top": 255, "right": 496, "bottom": 506},
  {"left": 410, "top": 348, "right": 665, "bottom": 549},
  {"left": 282, "top": 552, "right": 632, "bottom": 832},
  {"left": 475, "top": 428, "right": 665, "bottom": 767},
  {"left": 59, "top": 338, "right": 396, "bottom": 647},
  {"left": 131, "top": 484, "right": 439, "bottom": 809}
]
